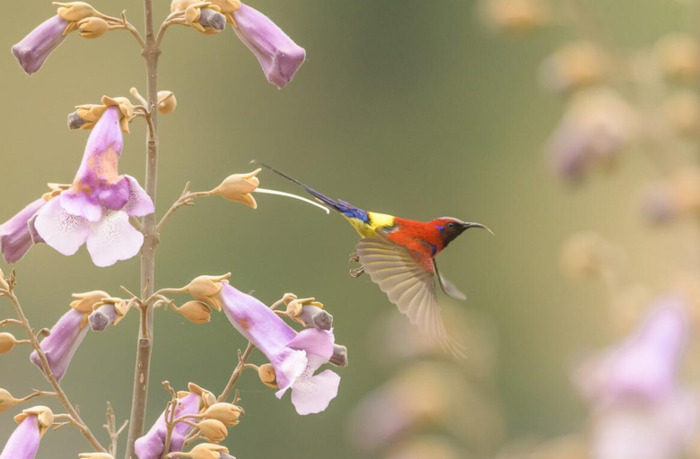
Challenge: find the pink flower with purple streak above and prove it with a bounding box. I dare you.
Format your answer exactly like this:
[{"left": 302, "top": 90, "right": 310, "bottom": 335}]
[
  {"left": 219, "top": 283, "right": 341, "bottom": 415},
  {"left": 232, "top": 3, "right": 306, "bottom": 88},
  {"left": 11, "top": 15, "right": 69, "bottom": 75},
  {"left": 135, "top": 388, "right": 207, "bottom": 458},
  {"left": 32, "top": 106, "right": 154, "bottom": 267},
  {"left": 30, "top": 308, "right": 88, "bottom": 381}
]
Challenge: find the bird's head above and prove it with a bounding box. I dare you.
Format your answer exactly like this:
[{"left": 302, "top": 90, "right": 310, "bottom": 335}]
[{"left": 431, "top": 217, "right": 493, "bottom": 247}]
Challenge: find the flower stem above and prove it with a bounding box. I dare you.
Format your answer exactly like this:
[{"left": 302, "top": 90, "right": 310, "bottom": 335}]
[
  {"left": 217, "top": 342, "right": 256, "bottom": 403},
  {"left": 125, "top": 1, "right": 161, "bottom": 457}
]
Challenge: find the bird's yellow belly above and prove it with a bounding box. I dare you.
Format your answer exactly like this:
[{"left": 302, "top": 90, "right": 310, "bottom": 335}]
[{"left": 345, "top": 212, "right": 395, "bottom": 238}]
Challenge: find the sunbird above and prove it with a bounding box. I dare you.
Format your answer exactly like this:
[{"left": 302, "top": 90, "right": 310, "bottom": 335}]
[{"left": 257, "top": 162, "right": 492, "bottom": 356}]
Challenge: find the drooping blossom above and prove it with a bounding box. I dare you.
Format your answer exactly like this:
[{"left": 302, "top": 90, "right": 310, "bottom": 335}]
[
  {"left": 0, "top": 406, "right": 53, "bottom": 459},
  {"left": 135, "top": 384, "right": 213, "bottom": 458},
  {"left": 30, "top": 308, "right": 89, "bottom": 381},
  {"left": 219, "top": 283, "right": 341, "bottom": 414},
  {"left": 32, "top": 106, "right": 154, "bottom": 267},
  {"left": 0, "top": 198, "right": 46, "bottom": 263},
  {"left": 231, "top": 3, "right": 306, "bottom": 88},
  {"left": 574, "top": 295, "right": 689, "bottom": 405},
  {"left": 11, "top": 15, "right": 69, "bottom": 75}
]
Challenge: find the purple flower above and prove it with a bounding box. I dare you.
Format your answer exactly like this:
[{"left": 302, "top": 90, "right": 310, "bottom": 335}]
[
  {"left": 0, "top": 198, "right": 46, "bottom": 263},
  {"left": 0, "top": 407, "right": 53, "bottom": 459},
  {"left": 574, "top": 295, "right": 689, "bottom": 406},
  {"left": 232, "top": 3, "right": 306, "bottom": 88},
  {"left": 219, "top": 284, "right": 341, "bottom": 414},
  {"left": 11, "top": 15, "right": 69, "bottom": 75},
  {"left": 135, "top": 389, "right": 207, "bottom": 458},
  {"left": 30, "top": 308, "right": 88, "bottom": 381},
  {"left": 33, "top": 106, "right": 154, "bottom": 267}
]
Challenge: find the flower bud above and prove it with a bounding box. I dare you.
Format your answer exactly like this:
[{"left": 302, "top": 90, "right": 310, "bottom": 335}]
[
  {"left": 176, "top": 301, "right": 212, "bottom": 324},
  {"left": 77, "top": 17, "right": 109, "bottom": 38},
  {"left": 101, "top": 96, "right": 135, "bottom": 133},
  {"left": 540, "top": 42, "right": 609, "bottom": 93},
  {"left": 70, "top": 290, "right": 110, "bottom": 313},
  {"left": 187, "top": 443, "right": 230, "bottom": 459},
  {"left": 187, "top": 382, "right": 217, "bottom": 408},
  {"left": 656, "top": 34, "right": 700, "bottom": 80},
  {"left": 185, "top": 273, "right": 231, "bottom": 311},
  {"left": 15, "top": 406, "right": 54, "bottom": 436},
  {"left": 257, "top": 363, "right": 277, "bottom": 388},
  {"left": 479, "top": 0, "right": 549, "bottom": 33},
  {"left": 171, "top": 0, "right": 200, "bottom": 12},
  {"left": 212, "top": 169, "right": 260, "bottom": 209},
  {"left": 157, "top": 90, "right": 177, "bottom": 114},
  {"left": 88, "top": 303, "right": 120, "bottom": 331},
  {"left": 0, "top": 388, "right": 19, "bottom": 413},
  {"left": 0, "top": 332, "right": 20, "bottom": 354},
  {"left": 664, "top": 91, "right": 700, "bottom": 136},
  {"left": 204, "top": 402, "right": 244, "bottom": 427},
  {"left": 55, "top": 2, "right": 98, "bottom": 22},
  {"left": 198, "top": 8, "right": 227, "bottom": 32},
  {"left": 79, "top": 453, "right": 114, "bottom": 459},
  {"left": 197, "top": 418, "right": 228, "bottom": 442},
  {"left": 560, "top": 232, "right": 607, "bottom": 279},
  {"left": 300, "top": 305, "right": 333, "bottom": 330},
  {"left": 209, "top": 0, "right": 240, "bottom": 14},
  {"left": 67, "top": 111, "right": 87, "bottom": 129},
  {"left": 329, "top": 344, "right": 348, "bottom": 367}
]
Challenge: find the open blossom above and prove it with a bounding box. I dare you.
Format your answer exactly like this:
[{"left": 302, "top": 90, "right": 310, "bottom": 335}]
[
  {"left": 0, "top": 198, "right": 46, "bottom": 263},
  {"left": 232, "top": 3, "right": 306, "bottom": 88},
  {"left": 0, "top": 406, "right": 53, "bottom": 459},
  {"left": 11, "top": 15, "right": 69, "bottom": 75},
  {"left": 219, "top": 283, "right": 341, "bottom": 414},
  {"left": 30, "top": 308, "right": 89, "bottom": 381},
  {"left": 135, "top": 385, "right": 212, "bottom": 458},
  {"left": 32, "top": 106, "right": 154, "bottom": 267}
]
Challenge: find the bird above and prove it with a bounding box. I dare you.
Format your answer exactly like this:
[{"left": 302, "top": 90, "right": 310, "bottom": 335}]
[{"left": 255, "top": 162, "right": 492, "bottom": 356}]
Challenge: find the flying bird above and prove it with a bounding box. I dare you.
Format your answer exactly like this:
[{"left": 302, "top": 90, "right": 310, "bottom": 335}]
[{"left": 256, "top": 162, "right": 492, "bottom": 356}]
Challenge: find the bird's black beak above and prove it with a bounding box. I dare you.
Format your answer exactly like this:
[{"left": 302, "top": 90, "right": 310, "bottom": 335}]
[{"left": 462, "top": 222, "right": 495, "bottom": 235}]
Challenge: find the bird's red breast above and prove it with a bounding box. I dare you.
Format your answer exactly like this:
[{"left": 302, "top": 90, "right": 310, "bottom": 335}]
[{"left": 386, "top": 217, "right": 445, "bottom": 273}]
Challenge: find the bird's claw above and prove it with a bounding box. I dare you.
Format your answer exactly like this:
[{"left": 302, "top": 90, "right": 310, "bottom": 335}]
[
  {"left": 349, "top": 266, "right": 365, "bottom": 278},
  {"left": 349, "top": 252, "right": 359, "bottom": 263}
]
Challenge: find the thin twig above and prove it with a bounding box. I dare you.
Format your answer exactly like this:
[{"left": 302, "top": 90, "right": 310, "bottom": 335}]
[
  {"left": 217, "top": 342, "right": 256, "bottom": 403},
  {"left": 96, "top": 11, "right": 146, "bottom": 48},
  {"left": 156, "top": 184, "right": 214, "bottom": 233},
  {"left": 2, "top": 286, "right": 106, "bottom": 451}
]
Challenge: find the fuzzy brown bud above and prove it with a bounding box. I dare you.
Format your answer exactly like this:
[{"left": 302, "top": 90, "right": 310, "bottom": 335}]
[
  {"left": 212, "top": 169, "right": 260, "bottom": 209},
  {"left": 204, "top": 402, "right": 244, "bottom": 427},
  {"left": 257, "top": 363, "right": 278, "bottom": 388},
  {"left": 198, "top": 8, "right": 227, "bottom": 32},
  {"left": 55, "top": 2, "right": 97, "bottom": 21},
  {"left": 0, "top": 332, "right": 20, "bottom": 354},
  {"left": 15, "top": 406, "right": 54, "bottom": 436},
  {"left": 0, "top": 389, "right": 18, "bottom": 413},
  {"left": 187, "top": 443, "right": 230, "bottom": 459},
  {"left": 157, "top": 90, "right": 177, "bottom": 114},
  {"left": 197, "top": 418, "right": 228, "bottom": 442},
  {"left": 330, "top": 344, "right": 348, "bottom": 367},
  {"left": 176, "top": 301, "right": 212, "bottom": 324},
  {"left": 77, "top": 17, "right": 109, "bottom": 38},
  {"left": 67, "top": 111, "right": 87, "bottom": 129},
  {"left": 185, "top": 274, "right": 231, "bottom": 311},
  {"left": 70, "top": 290, "right": 110, "bottom": 313}
]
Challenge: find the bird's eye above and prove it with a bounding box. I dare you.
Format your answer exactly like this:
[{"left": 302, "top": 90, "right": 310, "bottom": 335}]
[{"left": 447, "top": 222, "right": 456, "bottom": 229}]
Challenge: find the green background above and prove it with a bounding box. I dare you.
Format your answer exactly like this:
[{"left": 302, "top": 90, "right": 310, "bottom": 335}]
[{"left": 0, "top": 1, "right": 695, "bottom": 457}]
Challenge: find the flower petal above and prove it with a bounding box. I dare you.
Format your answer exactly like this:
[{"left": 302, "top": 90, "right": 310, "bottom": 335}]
[
  {"left": 11, "top": 15, "right": 69, "bottom": 75},
  {"left": 86, "top": 211, "right": 143, "bottom": 267},
  {"left": 0, "top": 198, "right": 46, "bottom": 263},
  {"left": 289, "top": 369, "right": 340, "bottom": 415},
  {"left": 59, "top": 190, "right": 102, "bottom": 222},
  {"left": 122, "top": 175, "right": 155, "bottom": 217},
  {"left": 287, "top": 328, "right": 335, "bottom": 368},
  {"left": 30, "top": 309, "right": 88, "bottom": 381},
  {"left": 33, "top": 197, "right": 89, "bottom": 256},
  {"left": 0, "top": 414, "right": 41, "bottom": 459}
]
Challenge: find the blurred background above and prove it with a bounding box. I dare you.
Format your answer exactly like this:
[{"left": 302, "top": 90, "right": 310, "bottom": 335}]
[{"left": 2, "top": 0, "right": 700, "bottom": 457}]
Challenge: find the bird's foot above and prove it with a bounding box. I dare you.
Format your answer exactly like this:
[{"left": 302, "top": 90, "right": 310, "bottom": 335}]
[
  {"left": 349, "top": 252, "right": 359, "bottom": 263},
  {"left": 349, "top": 266, "right": 365, "bottom": 278}
]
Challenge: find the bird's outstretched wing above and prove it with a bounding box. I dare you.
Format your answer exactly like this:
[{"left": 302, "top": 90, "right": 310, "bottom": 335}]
[{"left": 356, "top": 237, "right": 466, "bottom": 357}]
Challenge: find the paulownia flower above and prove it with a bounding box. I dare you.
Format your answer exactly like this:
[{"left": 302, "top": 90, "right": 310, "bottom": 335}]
[
  {"left": 0, "top": 406, "right": 53, "bottom": 459},
  {"left": 11, "top": 15, "right": 70, "bottom": 75},
  {"left": 30, "top": 308, "right": 89, "bottom": 381},
  {"left": 32, "top": 106, "right": 154, "bottom": 266},
  {"left": 219, "top": 283, "right": 341, "bottom": 415}
]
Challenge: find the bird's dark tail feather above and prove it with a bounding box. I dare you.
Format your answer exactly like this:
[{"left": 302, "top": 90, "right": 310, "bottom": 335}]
[{"left": 252, "top": 161, "right": 346, "bottom": 214}]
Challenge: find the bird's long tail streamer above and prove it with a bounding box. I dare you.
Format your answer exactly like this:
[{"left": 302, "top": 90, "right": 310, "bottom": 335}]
[{"left": 254, "top": 187, "right": 330, "bottom": 214}]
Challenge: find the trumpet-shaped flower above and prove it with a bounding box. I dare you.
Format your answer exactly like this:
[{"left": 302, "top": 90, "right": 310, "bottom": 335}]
[
  {"left": 0, "top": 406, "right": 53, "bottom": 459},
  {"left": 0, "top": 198, "right": 46, "bottom": 263},
  {"left": 32, "top": 106, "right": 154, "bottom": 266},
  {"left": 232, "top": 3, "right": 306, "bottom": 88},
  {"left": 30, "top": 308, "right": 88, "bottom": 381},
  {"left": 219, "top": 283, "right": 341, "bottom": 415},
  {"left": 135, "top": 387, "right": 210, "bottom": 458},
  {"left": 11, "top": 15, "right": 69, "bottom": 75}
]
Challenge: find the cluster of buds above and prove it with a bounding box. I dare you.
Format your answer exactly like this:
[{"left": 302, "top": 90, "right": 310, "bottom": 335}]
[
  {"left": 135, "top": 382, "right": 242, "bottom": 458},
  {"left": 170, "top": 0, "right": 231, "bottom": 34},
  {"left": 68, "top": 95, "right": 135, "bottom": 132},
  {"left": 278, "top": 293, "right": 333, "bottom": 330}
]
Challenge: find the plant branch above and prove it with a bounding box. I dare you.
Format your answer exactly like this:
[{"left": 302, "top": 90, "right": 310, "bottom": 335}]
[
  {"left": 2, "top": 286, "right": 106, "bottom": 452},
  {"left": 156, "top": 184, "right": 214, "bottom": 233},
  {"left": 217, "top": 342, "right": 256, "bottom": 403}
]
